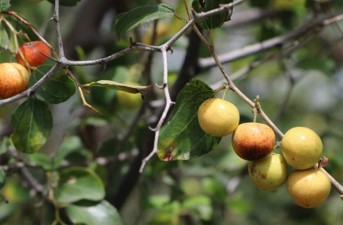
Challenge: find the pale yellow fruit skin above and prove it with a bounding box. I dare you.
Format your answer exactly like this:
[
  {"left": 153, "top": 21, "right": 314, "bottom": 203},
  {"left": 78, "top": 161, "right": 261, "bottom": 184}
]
[
  {"left": 197, "top": 98, "right": 239, "bottom": 137},
  {"left": 0, "top": 63, "right": 30, "bottom": 99},
  {"left": 281, "top": 127, "right": 323, "bottom": 170},
  {"left": 287, "top": 169, "right": 331, "bottom": 208},
  {"left": 248, "top": 153, "right": 287, "bottom": 191},
  {"left": 117, "top": 91, "right": 143, "bottom": 109}
]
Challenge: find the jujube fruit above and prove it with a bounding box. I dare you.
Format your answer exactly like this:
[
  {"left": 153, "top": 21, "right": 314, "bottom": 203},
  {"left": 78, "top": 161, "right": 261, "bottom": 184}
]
[
  {"left": 281, "top": 127, "right": 323, "bottom": 170},
  {"left": 287, "top": 169, "right": 331, "bottom": 208},
  {"left": 248, "top": 153, "right": 287, "bottom": 191},
  {"left": 117, "top": 91, "right": 143, "bottom": 109},
  {"left": 0, "top": 63, "right": 30, "bottom": 99},
  {"left": 197, "top": 98, "right": 240, "bottom": 137},
  {"left": 16, "top": 41, "right": 51, "bottom": 67},
  {"left": 232, "top": 122, "right": 275, "bottom": 160}
]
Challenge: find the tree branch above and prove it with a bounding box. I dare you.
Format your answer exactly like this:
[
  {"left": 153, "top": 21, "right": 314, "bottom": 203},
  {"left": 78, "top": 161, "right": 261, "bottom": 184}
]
[{"left": 199, "top": 10, "right": 343, "bottom": 70}]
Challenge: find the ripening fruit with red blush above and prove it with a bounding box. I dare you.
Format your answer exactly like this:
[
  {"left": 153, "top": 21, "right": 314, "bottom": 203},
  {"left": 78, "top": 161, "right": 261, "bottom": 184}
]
[
  {"left": 232, "top": 122, "right": 275, "bottom": 160},
  {"left": 16, "top": 41, "right": 51, "bottom": 67}
]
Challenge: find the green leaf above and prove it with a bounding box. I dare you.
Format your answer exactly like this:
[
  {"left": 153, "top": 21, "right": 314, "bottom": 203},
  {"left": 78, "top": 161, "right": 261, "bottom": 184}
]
[
  {"left": 30, "top": 61, "right": 76, "bottom": 104},
  {"left": 192, "top": 0, "right": 233, "bottom": 30},
  {"left": 182, "top": 195, "right": 213, "bottom": 221},
  {"left": 114, "top": 3, "right": 174, "bottom": 36},
  {"left": 11, "top": 98, "right": 52, "bottom": 154},
  {"left": 26, "top": 152, "right": 53, "bottom": 170},
  {"left": 0, "top": 168, "right": 5, "bottom": 189},
  {"left": 83, "top": 80, "right": 150, "bottom": 94},
  {"left": 47, "top": 0, "right": 82, "bottom": 6},
  {"left": 0, "top": 137, "right": 10, "bottom": 155},
  {"left": 55, "top": 167, "right": 105, "bottom": 206},
  {"left": 0, "top": 23, "right": 9, "bottom": 50},
  {"left": 296, "top": 56, "right": 335, "bottom": 75},
  {"left": 157, "top": 79, "right": 221, "bottom": 161},
  {"left": 0, "top": 0, "right": 10, "bottom": 11},
  {"left": 66, "top": 200, "right": 123, "bottom": 225}
]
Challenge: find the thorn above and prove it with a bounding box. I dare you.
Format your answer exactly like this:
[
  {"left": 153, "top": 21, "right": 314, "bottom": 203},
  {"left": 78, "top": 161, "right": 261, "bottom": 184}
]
[
  {"left": 155, "top": 82, "right": 166, "bottom": 89},
  {"left": 167, "top": 47, "right": 174, "bottom": 54},
  {"left": 149, "top": 126, "right": 158, "bottom": 132}
]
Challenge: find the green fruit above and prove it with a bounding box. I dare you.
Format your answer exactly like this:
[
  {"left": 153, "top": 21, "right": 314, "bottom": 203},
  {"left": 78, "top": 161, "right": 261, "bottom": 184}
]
[
  {"left": 192, "top": 0, "right": 232, "bottom": 30},
  {"left": 197, "top": 98, "right": 240, "bottom": 137},
  {"left": 281, "top": 127, "right": 323, "bottom": 170},
  {"left": 248, "top": 153, "right": 287, "bottom": 191},
  {"left": 117, "top": 90, "right": 143, "bottom": 109},
  {"left": 287, "top": 169, "right": 331, "bottom": 208}
]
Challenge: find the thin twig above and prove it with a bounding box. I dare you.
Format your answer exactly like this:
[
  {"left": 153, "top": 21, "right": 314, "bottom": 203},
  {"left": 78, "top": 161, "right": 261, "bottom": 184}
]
[
  {"left": 140, "top": 46, "right": 174, "bottom": 172},
  {"left": 54, "top": 0, "right": 65, "bottom": 60}
]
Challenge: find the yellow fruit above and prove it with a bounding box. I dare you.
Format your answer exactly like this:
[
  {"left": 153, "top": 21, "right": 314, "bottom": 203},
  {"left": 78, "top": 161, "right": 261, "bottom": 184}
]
[
  {"left": 287, "top": 169, "right": 331, "bottom": 208},
  {"left": 248, "top": 153, "right": 287, "bottom": 191},
  {"left": 0, "top": 63, "right": 30, "bottom": 99},
  {"left": 232, "top": 122, "right": 275, "bottom": 160},
  {"left": 197, "top": 98, "right": 240, "bottom": 137},
  {"left": 281, "top": 127, "right": 323, "bottom": 170}
]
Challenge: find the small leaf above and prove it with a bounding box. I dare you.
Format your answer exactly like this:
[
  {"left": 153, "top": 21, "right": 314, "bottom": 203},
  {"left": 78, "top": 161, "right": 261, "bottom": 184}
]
[
  {"left": 83, "top": 80, "right": 150, "bottom": 94},
  {"left": 47, "top": 0, "right": 82, "bottom": 6},
  {"left": 114, "top": 3, "right": 174, "bottom": 36},
  {"left": 55, "top": 167, "right": 105, "bottom": 206},
  {"left": 11, "top": 98, "right": 52, "bottom": 154},
  {"left": 157, "top": 79, "right": 221, "bottom": 161},
  {"left": 66, "top": 200, "right": 123, "bottom": 225},
  {"left": 0, "top": 23, "right": 9, "bottom": 50},
  {"left": 30, "top": 61, "right": 76, "bottom": 104},
  {"left": 0, "top": 0, "right": 10, "bottom": 11},
  {"left": 192, "top": 0, "right": 233, "bottom": 30}
]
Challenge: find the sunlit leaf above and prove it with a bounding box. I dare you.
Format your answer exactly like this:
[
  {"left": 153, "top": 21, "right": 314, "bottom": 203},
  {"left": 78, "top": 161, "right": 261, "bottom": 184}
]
[
  {"left": 83, "top": 80, "right": 150, "bottom": 94},
  {"left": 0, "top": 0, "right": 10, "bottom": 11},
  {"left": 66, "top": 200, "right": 123, "bottom": 225},
  {"left": 114, "top": 3, "right": 174, "bottom": 36},
  {"left": 55, "top": 167, "right": 105, "bottom": 206},
  {"left": 11, "top": 98, "right": 52, "bottom": 153},
  {"left": 157, "top": 79, "right": 221, "bottom": 161},
  {"left": 0, "top": 23, "right": 9, "bottom": 50}
]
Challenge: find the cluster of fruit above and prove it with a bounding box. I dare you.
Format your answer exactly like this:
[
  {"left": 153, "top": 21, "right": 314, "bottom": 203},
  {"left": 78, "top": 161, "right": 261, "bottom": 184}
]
[
  {"left": 197, "top": 98, "right": 331, "bottom": 208},
  {"left": 0, "top": 41, "right": 50, "bottom": 99}
]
